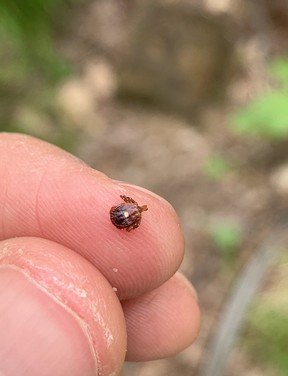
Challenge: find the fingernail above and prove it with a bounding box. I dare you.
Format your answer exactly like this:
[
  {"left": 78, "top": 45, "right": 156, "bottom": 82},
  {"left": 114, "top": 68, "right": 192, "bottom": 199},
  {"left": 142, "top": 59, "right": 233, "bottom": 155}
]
[{"left": 0, "top": 267, "right": 96, "bottom": 376}]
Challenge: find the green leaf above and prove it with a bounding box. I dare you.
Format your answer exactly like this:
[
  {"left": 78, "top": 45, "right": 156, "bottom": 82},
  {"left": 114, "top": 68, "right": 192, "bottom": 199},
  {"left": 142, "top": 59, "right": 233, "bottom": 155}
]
[
  {"left": 232, "top": 91, "right": 288, "bottom": 139},
  {"left": 209, "top": 223, "right": 242, "bottom": 264},
  {"left": 204, "top": 155, "right": 232, "bottom": 180},
  {"left": 269, "top": 57, "right": 288, "bottom": 85}
]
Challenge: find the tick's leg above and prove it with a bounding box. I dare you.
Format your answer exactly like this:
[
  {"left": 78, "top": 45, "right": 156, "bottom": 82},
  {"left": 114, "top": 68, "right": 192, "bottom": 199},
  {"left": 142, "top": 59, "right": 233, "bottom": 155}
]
[
  {"left": 120, "top": 195, "right": 137, "bottom": 204},
  {"left": 140, "top": 205, "right": 148, "bottom": 212},
  {"left": 132, "top": 220, "right": 140, "bottom": 230},
  {"left": 125, "top": 221, "right": 139, "bottom": 232}
]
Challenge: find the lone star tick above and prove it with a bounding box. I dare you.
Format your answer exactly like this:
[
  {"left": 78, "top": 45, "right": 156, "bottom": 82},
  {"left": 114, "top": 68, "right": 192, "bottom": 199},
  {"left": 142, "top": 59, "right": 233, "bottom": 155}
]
[{"left": 110, "top": 195, "right": 148, "bottom": 232}]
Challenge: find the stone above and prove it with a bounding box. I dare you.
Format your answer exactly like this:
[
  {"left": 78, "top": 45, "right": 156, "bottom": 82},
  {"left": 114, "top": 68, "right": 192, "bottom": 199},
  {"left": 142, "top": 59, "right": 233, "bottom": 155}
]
[
  {"left": 117, "top": 1, "right": 237, "bottom": 117},
  {"left": 270, "top": 164, "right": 288, "bottom": 196}
]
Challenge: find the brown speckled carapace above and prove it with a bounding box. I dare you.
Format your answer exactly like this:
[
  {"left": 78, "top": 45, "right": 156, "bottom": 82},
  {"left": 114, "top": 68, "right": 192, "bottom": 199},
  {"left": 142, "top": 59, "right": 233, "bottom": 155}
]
[{"left": 110, "top": 195, "right": 148, "bottom": 232}]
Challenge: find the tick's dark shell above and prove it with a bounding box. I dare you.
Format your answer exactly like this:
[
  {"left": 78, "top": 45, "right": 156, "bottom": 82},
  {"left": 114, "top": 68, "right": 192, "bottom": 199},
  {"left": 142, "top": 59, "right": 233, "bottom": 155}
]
[{"left": 110, "top": 195, "right": 148, "bottom": 231}]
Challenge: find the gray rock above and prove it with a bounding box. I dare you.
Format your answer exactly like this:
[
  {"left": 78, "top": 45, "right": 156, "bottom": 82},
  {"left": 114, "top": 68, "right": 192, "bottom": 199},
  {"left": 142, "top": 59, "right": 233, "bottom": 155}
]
[{"left": 117, "top": 1, "right": 237, "bottom": 117}]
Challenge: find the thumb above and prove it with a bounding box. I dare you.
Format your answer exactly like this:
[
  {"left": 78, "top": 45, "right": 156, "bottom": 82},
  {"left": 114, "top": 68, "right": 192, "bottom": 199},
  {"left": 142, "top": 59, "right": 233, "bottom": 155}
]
[{"left": 0, "top": 238, "right": 126, "bottom": 376}]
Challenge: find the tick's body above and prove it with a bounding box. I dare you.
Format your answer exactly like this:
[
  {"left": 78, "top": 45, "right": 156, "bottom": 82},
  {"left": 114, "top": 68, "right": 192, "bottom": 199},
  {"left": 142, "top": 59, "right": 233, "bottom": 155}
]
[{"left": 110, "top": 195, "right": 148, "bottom": 232}]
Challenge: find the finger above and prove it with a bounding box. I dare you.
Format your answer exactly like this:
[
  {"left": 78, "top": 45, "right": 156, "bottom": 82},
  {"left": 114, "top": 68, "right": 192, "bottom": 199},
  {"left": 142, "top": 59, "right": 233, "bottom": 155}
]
[
  {"left": 0, "top": 237, "right": 126, "bottom": 376},
  {"left": 122, "top": 272, "right": 201, "bottom": 361},
  {"left": 0, "top": 133, "right": 184, "bottom": 299}
]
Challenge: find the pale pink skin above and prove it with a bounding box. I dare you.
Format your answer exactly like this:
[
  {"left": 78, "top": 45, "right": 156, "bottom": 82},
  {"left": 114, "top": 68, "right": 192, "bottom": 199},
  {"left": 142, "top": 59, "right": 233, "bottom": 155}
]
[{"left": 0, "top": 133, "right": 201, "bottom": 376}]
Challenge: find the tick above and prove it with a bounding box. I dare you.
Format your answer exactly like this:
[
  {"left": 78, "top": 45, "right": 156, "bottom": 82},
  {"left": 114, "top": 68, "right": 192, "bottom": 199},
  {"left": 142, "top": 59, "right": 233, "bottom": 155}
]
[{"left": 110, "top": 195, "right": 148, "bottom": 232}]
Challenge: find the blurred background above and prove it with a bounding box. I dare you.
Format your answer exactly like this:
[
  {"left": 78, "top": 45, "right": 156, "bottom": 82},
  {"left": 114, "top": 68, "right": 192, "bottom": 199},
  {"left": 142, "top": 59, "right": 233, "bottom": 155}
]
[{"left": 1, "top": 0, "right": 288, "bottom": 375}]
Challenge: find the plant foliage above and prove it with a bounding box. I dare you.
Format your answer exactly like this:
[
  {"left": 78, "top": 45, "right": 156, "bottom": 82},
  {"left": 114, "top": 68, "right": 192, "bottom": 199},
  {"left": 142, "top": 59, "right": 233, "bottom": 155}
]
[
  {"left": 232, "top": 57, "right": 288, "bottom": 139},
  {"left": 245, "top": 305, "right": 288, "bottom": 375},
  {"left": 210, "top": 222, "right": 242, "bottom": 265},
  {"left": 0, "top": 0, "right": 75, "bottom": 82}
]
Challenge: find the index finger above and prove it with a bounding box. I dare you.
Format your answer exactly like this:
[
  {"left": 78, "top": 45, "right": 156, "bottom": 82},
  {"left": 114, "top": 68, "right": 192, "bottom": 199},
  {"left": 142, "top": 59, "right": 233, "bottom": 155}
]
[{"left": 0, "top": 133, "right": 184, "bottom": 299}]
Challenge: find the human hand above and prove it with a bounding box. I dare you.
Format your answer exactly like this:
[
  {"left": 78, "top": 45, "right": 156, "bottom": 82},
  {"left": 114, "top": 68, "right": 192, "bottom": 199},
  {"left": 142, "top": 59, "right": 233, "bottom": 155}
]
[{"left": 0, "top": 133, "right": 201, "bottom": 376}]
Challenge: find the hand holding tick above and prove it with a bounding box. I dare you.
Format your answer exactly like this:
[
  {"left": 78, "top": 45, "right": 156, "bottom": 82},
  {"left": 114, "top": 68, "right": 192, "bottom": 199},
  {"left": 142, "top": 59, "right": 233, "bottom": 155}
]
[{"left": 0, "top": 133, "right": 200, "bottom": 376}]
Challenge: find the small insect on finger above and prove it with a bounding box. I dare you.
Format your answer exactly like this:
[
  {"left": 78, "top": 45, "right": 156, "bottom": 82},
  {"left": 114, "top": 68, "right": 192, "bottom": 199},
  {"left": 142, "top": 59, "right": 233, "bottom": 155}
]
[{"left": 110, "top": 195, "right": 148, "bottom": 231}]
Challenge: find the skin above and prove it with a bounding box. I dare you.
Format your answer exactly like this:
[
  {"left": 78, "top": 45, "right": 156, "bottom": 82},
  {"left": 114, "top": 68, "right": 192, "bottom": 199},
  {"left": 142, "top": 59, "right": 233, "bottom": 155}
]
[{"left": 0, "top": 133, "right": 201, "bottom": 376}]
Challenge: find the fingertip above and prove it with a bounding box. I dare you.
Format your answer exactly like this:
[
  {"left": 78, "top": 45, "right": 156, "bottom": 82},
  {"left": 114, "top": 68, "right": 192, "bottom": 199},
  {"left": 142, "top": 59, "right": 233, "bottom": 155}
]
[
  {"left": 112, "top": 180, "right": 185, "bottom": 258},
  {"left": 123, "top": 272, "right": 201, "bottom": 361},
  {"left": 113, "top": 180, "right": 183, "bottom": 226},
  {"left": 108, "top": 182, "right": 185, "bottom": 297},
  {"left": 0, "top": 133, "right": 185, "bottom": 299}
]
